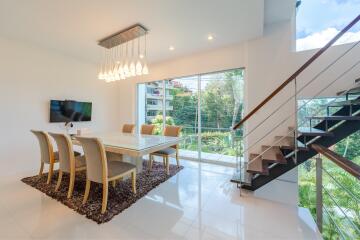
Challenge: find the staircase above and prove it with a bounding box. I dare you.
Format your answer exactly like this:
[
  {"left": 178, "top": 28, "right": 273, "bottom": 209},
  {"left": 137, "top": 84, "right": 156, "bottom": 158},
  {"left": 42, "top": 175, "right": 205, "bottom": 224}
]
[
  {"left": 242, "top": 92, "right": 360, "bottom": 190},
  {"left": 231, "top": 14, "right": 360, "bottom": 191}
]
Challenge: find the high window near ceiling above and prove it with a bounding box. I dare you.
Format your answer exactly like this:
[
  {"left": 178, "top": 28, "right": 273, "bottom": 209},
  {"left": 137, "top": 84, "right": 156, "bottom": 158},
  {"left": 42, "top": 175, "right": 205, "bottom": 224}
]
[
  {"left": 296, "top": 0, "right": 360, "bottom": 52},
  {"left": 137, "top": 69, "right": 244, "bottom": 166}
]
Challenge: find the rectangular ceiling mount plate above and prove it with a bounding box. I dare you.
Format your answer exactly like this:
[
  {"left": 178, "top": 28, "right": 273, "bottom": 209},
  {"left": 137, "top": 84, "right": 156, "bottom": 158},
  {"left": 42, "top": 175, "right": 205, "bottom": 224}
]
[{"left": 98, "top": 24, "right": 148, "bottom": 49}]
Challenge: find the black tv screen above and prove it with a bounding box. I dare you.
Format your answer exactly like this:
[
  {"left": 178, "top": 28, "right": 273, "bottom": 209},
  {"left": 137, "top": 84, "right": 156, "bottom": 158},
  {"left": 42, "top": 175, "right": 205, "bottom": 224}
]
[{"left": 50, "top": 100, "right": 92, "bottom": 122}]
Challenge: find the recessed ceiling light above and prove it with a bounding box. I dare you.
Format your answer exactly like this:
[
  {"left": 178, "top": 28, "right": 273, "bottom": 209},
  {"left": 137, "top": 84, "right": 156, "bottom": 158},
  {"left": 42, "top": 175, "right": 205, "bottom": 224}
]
[
  {"left": 207, "top": 35, "right": 214, "bottom": 41},
  {"left": 169, "top": 46, "right": 175, "bottom": 51}
]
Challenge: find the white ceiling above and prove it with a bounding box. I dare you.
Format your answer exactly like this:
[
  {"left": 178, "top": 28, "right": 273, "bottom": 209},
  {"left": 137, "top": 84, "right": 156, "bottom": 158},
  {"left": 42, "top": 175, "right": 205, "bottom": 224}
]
[{"left": 0, "top": 0, "right": 293, "bottom": 64}]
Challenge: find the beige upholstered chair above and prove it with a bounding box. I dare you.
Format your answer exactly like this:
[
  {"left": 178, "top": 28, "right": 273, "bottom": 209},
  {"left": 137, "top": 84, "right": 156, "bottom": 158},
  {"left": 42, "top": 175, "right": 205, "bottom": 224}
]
[
  {"left": 122, "top": 124, "right": 136, "bottom": 134},
  {"left": 31, "top": 130, "right": 59, "bottom": 184},
  {"left": 140, "top": 124, "right": 155, "bottom": 135},
  {"left": 149, "top": 125, "right": 182, "bottom": 174},
  {"left": 49, "top": 133, "right": 86, "bottom": 198},
  {"left": 76, "top": 136, "right": 137, "bottom": 214}
]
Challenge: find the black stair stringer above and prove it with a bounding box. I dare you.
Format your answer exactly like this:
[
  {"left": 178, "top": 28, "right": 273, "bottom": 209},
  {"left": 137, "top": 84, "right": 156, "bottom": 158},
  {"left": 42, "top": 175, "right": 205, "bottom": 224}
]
[
  {"left": 243, "top": 110, "right": 360, "bottom": 191},
  {"left": 299, "top": 96, "right": 360, "bottom": 144}
]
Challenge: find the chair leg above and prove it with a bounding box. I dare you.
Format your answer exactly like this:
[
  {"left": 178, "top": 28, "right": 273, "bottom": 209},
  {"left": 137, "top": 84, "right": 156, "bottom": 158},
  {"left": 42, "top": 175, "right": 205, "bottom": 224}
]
[
  {"left": 55, "top": 170, "right": 63, "bottom": 191},
  {"left": 67, "top": 171, "right": 75, "bottom": 198},
  {"left": 82, "top": 180, "right": 91, "bottom": 204},
  {"left": 38, "top": 162, "right": 44, "bottom": 178},
  {"left": 149, "top": 155, "right": 153, "bottom": 170},
  {"left": 47, "top": 162, "right": 54, "bottom": 184},
  {"left": 166, "top": 156, "right": 170, "bottom": 175},
  {"left": 131, "top": 171, "right": 137, "bottom": 194},
  {"left": 101, "top": 181, "right": 108, "bottom": 214},
  {"left": 112, "top": 180, "right": 116, "bottom": 188},
  {"left": 176, "top": 148, "right": 180, "bottom": 167}
]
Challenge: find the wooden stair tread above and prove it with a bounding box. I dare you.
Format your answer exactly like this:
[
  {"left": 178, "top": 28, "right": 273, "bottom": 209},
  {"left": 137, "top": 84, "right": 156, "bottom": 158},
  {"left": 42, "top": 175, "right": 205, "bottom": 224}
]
[
  {"left": 337, "top": 86, "right": 360, "bottom": 96},
  {"left": 289, "top": 127, "right": 333, "bottom": 136},
  {"left": 247, "top": 154, "right": 269, "bottom": 175},
  {"left": 298, "top": 127, "right": 333, "bottom": 136},
  {"left": 306, "top": 116, "right": 360, "bottom": 121},
  {"left": 274, "top": 136, "right": 308, "bottom": 151},
  {"left": 260, "top": 146, "right": 287, "bottom": 164},
  {"left": 325, "top": 99, "right": 360, "bottom": 107}
]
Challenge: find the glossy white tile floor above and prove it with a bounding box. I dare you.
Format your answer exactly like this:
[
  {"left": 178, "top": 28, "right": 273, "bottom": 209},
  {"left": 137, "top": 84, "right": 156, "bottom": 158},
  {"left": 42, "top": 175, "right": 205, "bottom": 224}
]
[{"left": 0, "top": 158, "right": 322, "bottom": 240}]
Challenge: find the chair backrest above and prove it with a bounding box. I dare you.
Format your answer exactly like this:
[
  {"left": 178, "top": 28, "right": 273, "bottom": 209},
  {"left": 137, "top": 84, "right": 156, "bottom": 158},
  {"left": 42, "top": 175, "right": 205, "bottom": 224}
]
[
  {"left": 164, "top": 125, "right": 182, "bottom": 137},
  {"left": 49, "top": 133, "right": 74, "bottom": 173},
  {"left": 122, "top": 124, "right": 135, "bottom": 134},
  {"left": 75, "top": 136, "right": 107, "bottom": 183},
  {"left": 164, "top": 126, "right": 182, "bottom": 149},
  {"left": 141, "top": 124, "right": 155, "bottom": 135},
  {"left": 31, "top": 130, "right": 54, "bottom": 164}
]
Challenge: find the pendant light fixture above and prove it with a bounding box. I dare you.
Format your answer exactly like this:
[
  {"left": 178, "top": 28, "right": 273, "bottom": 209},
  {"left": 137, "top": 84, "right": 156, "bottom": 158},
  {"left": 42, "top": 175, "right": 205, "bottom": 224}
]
[{"left": 97, "top": 24, "right": 149, "bottom": 81}]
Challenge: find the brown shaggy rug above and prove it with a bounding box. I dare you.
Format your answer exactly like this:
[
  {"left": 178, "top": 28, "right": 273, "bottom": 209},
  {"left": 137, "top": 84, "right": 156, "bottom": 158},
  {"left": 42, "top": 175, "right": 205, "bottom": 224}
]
[{"left": 21, "top": 161, "right": 183, "bottom": 224}]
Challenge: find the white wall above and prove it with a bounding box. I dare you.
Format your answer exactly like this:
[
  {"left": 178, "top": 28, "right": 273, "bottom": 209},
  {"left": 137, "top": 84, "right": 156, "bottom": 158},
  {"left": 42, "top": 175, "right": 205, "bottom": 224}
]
[{"left": 0, "top": 37, "right": 121, "bottom": 177}]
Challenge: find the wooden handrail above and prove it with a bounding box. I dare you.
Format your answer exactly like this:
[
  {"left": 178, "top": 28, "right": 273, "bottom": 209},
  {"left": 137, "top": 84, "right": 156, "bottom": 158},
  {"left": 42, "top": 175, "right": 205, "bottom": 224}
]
[
  {"left": 312, "top": 144, "right": 360, "bottom": 180},
  {"left": 233, "top": 14, "right": 360, "bottom": 130}
]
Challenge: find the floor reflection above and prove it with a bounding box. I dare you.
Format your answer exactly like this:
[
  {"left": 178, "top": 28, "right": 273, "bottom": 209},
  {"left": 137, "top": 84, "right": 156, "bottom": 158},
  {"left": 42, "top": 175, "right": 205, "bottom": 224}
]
[{"left": 0, "top": 159, "right": 322, "bottom": 240}]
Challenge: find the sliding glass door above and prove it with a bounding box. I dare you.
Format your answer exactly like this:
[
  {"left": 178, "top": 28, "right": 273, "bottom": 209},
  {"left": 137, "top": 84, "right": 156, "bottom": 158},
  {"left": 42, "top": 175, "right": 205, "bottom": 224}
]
[
  {"left": 166, "top": 76, "right": 199, "bottom": 159},
  {"left": 200, "top": 70, "right": 243, "bottom": 165},
  {"left": 137, "top": 69, "right": 244, "bottom": 166}
]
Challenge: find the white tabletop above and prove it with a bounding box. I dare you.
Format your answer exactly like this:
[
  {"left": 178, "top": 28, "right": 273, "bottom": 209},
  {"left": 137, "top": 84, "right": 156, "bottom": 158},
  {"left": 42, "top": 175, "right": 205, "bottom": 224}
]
[{"left": 79, "top": 132, "right": 181, "bottom": 151}]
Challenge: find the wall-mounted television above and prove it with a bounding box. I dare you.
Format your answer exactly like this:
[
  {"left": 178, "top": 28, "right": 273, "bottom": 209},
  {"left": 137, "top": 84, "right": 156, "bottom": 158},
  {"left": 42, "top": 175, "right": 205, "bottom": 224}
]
[{"left": 50, "top": 100, "right": 92, "bottom": 123}]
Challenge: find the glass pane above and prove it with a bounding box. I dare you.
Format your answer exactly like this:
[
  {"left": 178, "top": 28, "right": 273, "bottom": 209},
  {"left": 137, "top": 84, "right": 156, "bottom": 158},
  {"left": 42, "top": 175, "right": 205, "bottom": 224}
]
[
  {"left": 166, "top": 76, "right": 199, "bottom": 159},
  {"left": 137, "top": 81, "right": 164, "bottom": 135},
  {"left": 200, "top": 69, "right": 244, "bottom": 165},
  {"left": 137, "top": 69, "right": 244, "bottom": 167}
]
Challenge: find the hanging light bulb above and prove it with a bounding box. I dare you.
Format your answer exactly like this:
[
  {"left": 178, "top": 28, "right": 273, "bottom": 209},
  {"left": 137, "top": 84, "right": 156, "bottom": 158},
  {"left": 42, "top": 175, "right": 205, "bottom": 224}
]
[
  {"left": 123, "top": 42, "right": 131, "bottom": 77},
  {"left": 136, "top": 37, "right": 143, "bottom": 75},
  {"left": 112, "top": 62, "right": 119, "bottom": 78},
  {"left": 142, "top": 32, "right": 149, "bottom": 75},
  {"left": 142, "top": 63, "right": 149, "bottom": 75},
  {"left": 103, "top": 49, "right": 109, "bottom": 81},
  {"left": 124, "top": 63, "right": 130, "bottom": 77},
  {"left": 117, "top": 44, "right": 124, "bottom": 79},
  {"left": 98, "top": 64, "right": 104, "bottom": 80},
  {"left": 119, "top": 66, "right": 125, "bottom": 79},
  {"left": 111, "top": 44, "right": 118, "bottom": 80},
  {"left": 107, "top": 63, "right": 113, "bottom": 79},
  {"left": 98, "top": 48, "right": 105, "bottom": 80},
  {"left": 136, "top": 60, "right": 142, "bottom": 76},
  {"left": 118, "top": 44, "right": 125, "bottom": 80},
  {"left": 129, "top": 40, "right": 136, "bottom": 76}
]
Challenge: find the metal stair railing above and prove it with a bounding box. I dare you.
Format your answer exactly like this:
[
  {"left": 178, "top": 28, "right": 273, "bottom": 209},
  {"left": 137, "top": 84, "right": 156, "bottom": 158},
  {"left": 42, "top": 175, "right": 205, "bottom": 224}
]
[{"left": 231, "top": 15, "right": 360, "bottom": 185}]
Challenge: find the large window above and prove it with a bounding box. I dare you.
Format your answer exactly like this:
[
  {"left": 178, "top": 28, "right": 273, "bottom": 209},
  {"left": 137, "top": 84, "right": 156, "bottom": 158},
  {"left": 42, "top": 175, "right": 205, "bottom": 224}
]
[
  {"left": 296, "top": 0, "right": 360, "bottom": 52},
  {"left": 137, "top": 69, "right": 244, "bottom": 165}
]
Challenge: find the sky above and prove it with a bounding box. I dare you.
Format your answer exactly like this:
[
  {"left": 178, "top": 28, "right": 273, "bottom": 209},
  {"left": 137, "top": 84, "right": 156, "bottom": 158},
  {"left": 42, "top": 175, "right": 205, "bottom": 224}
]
[{"left": 296, "top": 0, "right": 360, "bottom": 51}]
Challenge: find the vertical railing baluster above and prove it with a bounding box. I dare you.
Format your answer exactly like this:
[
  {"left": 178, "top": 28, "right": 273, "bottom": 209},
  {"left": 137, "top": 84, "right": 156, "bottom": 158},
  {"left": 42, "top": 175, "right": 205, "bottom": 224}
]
[
  {"left": 294, "top": 79, "right": 298, "bottom": 164},
  {"left": 316, "top": 155, "right": 323, "bottom": 233}
]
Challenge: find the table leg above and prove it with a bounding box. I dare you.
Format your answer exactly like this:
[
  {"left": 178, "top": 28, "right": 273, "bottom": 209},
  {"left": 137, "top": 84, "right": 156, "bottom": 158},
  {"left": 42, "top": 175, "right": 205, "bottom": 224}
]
[{"left": 124, "top": 155, "right": 143, "bottom": 173}]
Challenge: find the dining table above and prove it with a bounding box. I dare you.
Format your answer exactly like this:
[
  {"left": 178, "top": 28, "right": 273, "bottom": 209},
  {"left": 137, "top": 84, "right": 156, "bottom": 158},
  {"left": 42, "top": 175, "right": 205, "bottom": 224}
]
[{"left": 72, "top": 132, "right": 182, "bottom": 173}]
